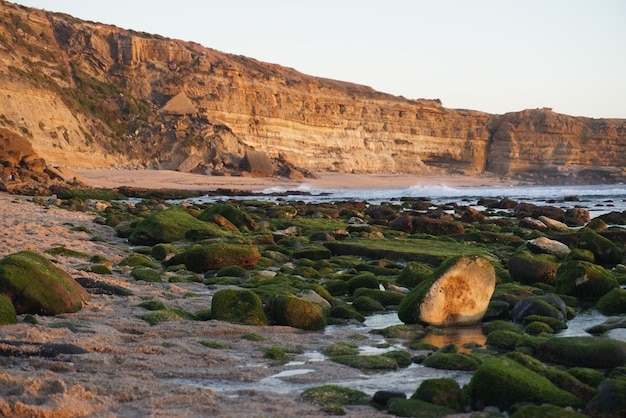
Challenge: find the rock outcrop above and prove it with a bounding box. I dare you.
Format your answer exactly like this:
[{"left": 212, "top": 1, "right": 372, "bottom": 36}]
[{"left": 0, "top": 0, "right": 624, "bottom": 190}]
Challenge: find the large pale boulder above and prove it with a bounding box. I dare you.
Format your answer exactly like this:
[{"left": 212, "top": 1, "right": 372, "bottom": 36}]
[{"left": 398, "top": 256, "right": 496, "bottom": 326}]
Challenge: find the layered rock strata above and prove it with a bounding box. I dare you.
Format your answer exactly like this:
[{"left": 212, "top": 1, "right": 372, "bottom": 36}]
[{"left": 0, "top": 1, "right": 624, "bottom": 186}]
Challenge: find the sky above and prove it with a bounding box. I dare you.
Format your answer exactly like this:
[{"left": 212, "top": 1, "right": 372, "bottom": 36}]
[{"left": 12, "top": 0, "right": 626, "bottom": 119}]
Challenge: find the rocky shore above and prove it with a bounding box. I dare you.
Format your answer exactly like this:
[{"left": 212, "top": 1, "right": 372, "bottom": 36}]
[{"left": 0, "top": 175, "right": 625, "bottom": 417}]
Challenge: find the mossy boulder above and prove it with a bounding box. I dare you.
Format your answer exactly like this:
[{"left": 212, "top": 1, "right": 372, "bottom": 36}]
[
  {"left": 585, "top": 376, "right": 626, "bottom": 417},
  {"left": 0, "top": 251, "right": 89, "bottom": 315},
  {"left": 535, "top": 336, "right": 626, "bottom": 368},
  {"left": 412, "top": 378, "right": 464, "bottom": 411},
  {"left": 485, "top": 329, "right": 524, "bottom": 351},
  {"left": 129, "top": 207, "right": 229, "bottom": 245},
  {"left": 130, "top": 267, "right": 163, "bottom": 283},
  {"left": 330, "top": 354, "right": 398, "bottom": 370},
  {"left": 467, "top": 356, "right": 584, "bottom": 411},
  {"left": 119, "top": 253, "right": 160, "bottom": 269},
  {"left": 324, "top": 279, "right": 349, "bottom": 296},
  {"left": 596, "top": 287, "right": 626, "bottom": 315},
  {"left": 386, "top": 398, "right": 457, "bottom": 417},
  {"left": 150, "top": 243, "right": 180, "bottom": 261},
  {"left": 577, "top": 229, "right": 623, "bottom": 265},
  {"left": 567, "top": 367, "right": 606, "bottom": 388},
  {"left": 554, "top": 260, "right": 618, "bottom": 301},
  {"left": 210, "top": 289, "right": 269, "bottom": 326},
  {"left": 300, "top": 385, "right": 370, "bottom": 413},
  {"left": 0, "top": 294, "right": 17, "bottom": 325},
  {"left": 351, "top": 296, "right": 384, "bottom": 313},
  {"left": 414, "top": 216, "right": 465, "bottom": 235},
  {"left": 398, "top": 255, "right": 495, "bottom": 326},
  {"left": 166, "top": 244, "right": 261, "bottom": 273},
  {"left": 508, "top": 250, "right": 559, "bottom": 285},
  {"left": 198, "top": 203, "right": 257, "bottom": 231},
  {"left": 511, "top": 293, "right": 568, "bottom": 323},
  {"left": 482, "top": 320, "right": 523, "bottom": 336},
  {"left": 396, "top": 262, "right": 434, "bottom": 288},
  {"left": 353, "top": 288, "right": 405, "bottom": 307},
  {"left": 506, "top": 351, "right": 597, "bottom": 404},
  {"left": 268, "top": 294, "right": 327, "bottom": 330},
  {"left": 346, "top": 272, "right": 379, "bottom": 294},
  {"left": 421, "top": 352, "right": 481, "bottom": 371}
]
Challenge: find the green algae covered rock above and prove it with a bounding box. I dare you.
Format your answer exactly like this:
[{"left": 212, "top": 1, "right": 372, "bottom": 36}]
[
  {"left": 387, "top": 398, "right": 457, "bottom": 417},
  {"left": 412, "top": 378, "right": 464, "bottom": 411},
  {"left": 398, "top": 255, "right": 495, "bottom": 326},
  {"left": 129, "top": 207, "right": 229, "bottom": 245},
  {"left": 585, "top": 376, "right": 626, "bottom": 417},
  {"left": 166, "top": 243, "right": 261, "bottom": 273},
  {"left": 535, "top": 336, "right": 626, "bottom": 368},
  {"left": 467, "top": 356, "right": 584, "bottom": 411},
  {"left": 0, "top": 294, "right": 17, "bottom": 325},
  {"left": 300, "top": 384, "right": 370, "bottom": 414},
  {"left": 198, "top": 203, "right": 258, "bottom": 231},
  {"left": 421, "top": 352, "right": 481, "bottom": 371},
  {"left": 130, "top": 267, "right": 162, "bottom": 283},
  {"left": 508, "top": 249, "right": 559, "bottom": 285},
  {"left": 330, "top": 354, "right": 398, "bottom": 370},
  {"left": 269, "top": 294, "right": 327, "bottom": 330},
  {"left": 0, "top": 251, "right": 89, "bottom": 315},
  {"left": 555, "top": 260, "right": 618, "bottom": 301},
  {"left": 577, "top": 229, "right": 624, "bottom": 265},
  {"left": 210, "top": 289, "right": 269, "bottom": 326},
  {"left": 596, "top": 287, "right": 626, "bottom": 315}
]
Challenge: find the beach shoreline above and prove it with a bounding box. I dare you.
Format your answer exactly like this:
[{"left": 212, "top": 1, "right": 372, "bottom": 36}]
[{"left": 74, "top": 168, "right": 522, "bottom": 193}]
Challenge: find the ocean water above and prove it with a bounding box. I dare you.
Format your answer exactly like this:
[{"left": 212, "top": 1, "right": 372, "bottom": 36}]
[{"left": 188, "top": 182, "right": 626, "bottom": 219}]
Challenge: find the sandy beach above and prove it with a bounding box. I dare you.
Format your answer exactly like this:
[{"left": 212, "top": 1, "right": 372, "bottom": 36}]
[{"left": 74, "top": 168, "right": 520, "bottom": 193}]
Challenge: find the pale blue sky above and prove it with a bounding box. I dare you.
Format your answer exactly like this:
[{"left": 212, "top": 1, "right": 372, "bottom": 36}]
[{"left": 13, "top": 0, "right": 626, "bottom": 119}]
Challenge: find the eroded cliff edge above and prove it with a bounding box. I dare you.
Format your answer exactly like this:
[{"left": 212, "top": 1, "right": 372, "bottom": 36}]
[{"left": 1, "top": 0, "right": 624, "bottom": 190}]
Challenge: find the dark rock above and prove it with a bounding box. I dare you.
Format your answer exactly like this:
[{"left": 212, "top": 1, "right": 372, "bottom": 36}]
[
  {"left": 372, "top": 390, "right": 406, "bottom": 405},
  {"left": 564, "top": 207, "right": 590, "bottom": 226}
]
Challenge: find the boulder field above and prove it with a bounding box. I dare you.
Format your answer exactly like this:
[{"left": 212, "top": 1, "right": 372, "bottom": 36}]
[{"left": 0, "top": 189, "right": 624, "bottom": 416}]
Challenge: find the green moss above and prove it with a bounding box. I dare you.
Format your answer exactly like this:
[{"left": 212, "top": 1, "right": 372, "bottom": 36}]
[
  {"left": 129, "top": 207, "right": 230, "bottom": 245},
  {"left": 150, "top": 243, "right": 180, "bottom": 261},
  {"left": 0, "top": 251, "right": 88, "bottom": 315},
  {"left": 482, "top": 320, "right": 523, "bottom": 336},
  {"left": 521, "top": 315, "right": 567, "bottom": 331},
  {"left": 524, "top": 321, "right": 554, "bottom": 335},
  {"left": 300, "top": 385, "right": 370, "bottom": 411},
  {"left": 0, "top": 295, "right": 17, "bottom": 325},
  {"left": 199, "top": 340, "right": 231, "bottom": 349},
  {"left": 87, "top": 264, "right": 112, "bottom": 274},
  {"left": 596, "top": 287, "right": 626, "bottom": 315},
  {"left": 330, "top": 354, "right": 398, "bottom": 370},
  {"left": 119, "top": 253, "right": 160, "bottom": 269},
  {"left": 555, "top": 260, "right": 619, "bottom": 300},
  {"left": 328, "top": 304, "right": 365, "bottom": 323},
  {"left": 241, "top": 332, "right": 266, "bottom": 342},
  {"left": 412, "top": 378, "right": 464, "bottom": 411},
  {"left": 567, "top": 367, "right": 606, "bottom": 388},
  {"left": 467, "top": 357, "right": 584, "bottom": 411},
  {"left": 382, "top": 350, "right": 412, "bottom": 368},
  {"left": 387, "top": 397, "right": 457, "bottom": 417},
  {"left": 536, "top": 336, "right": 626, "bottom": 368},
  {"left": 323, "top": 342, "right": 359, "bottom": 357},
  {"left": 44, "top": 246, "right": 91, "bottom": 258},
  {"left": 269, "top": 294, "right": 327, "bottom": 330},
  {"left": 346, "top": 272, "right": 379, "bottom": 294},
  {"left": 577, "top": 229, "right": 623, "bottom": 265},
  {"left": 211, "top": 289, "right": 269, "bottom": 326},
  {"left": 352, "top": 295, "right": 385, "bottom": 313},
  {"left": 130, "top": 267, "right": 162, "bottom": 283},
  {"left": 324, "top": 279, "right": 349, "bottom": 296},
  {"left": 140, "top": 309, "right": 190, "bottom": 326},
  {"left": 137, "top": 300, "right": 167, "bottom": 311},
  {"left": 167, "top": 243, "right": 261, "bottom": 273},
  {"left": 198, "top": 203, "right": 257, "bottom": 230},
  {"left": 396, "top": 262, "right": 434, "bottom": 288},
  {"left": 352, "top": 287, "right": 405, "bottom": 306},
  {"left": 422, "top": 352, "right": 481, "bottom": 371},
  {"left": 377, "top": 324, "right": 425, "bottom": 340},
  {"left": 262, "top": 346, "right": 302, "bottom": 362},
  {"left": 54, "top": 188, "right": 126, "bottom": 201}
]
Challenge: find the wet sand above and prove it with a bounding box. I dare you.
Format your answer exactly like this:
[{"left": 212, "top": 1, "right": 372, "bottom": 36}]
[{"left": 74, "top": 168, "right": 521, "bottom": 192}]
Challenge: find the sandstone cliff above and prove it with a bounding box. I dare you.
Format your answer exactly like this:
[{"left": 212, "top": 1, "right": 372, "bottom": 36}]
[{"left": 0, "top": 0, "right": 624, "bottom": 189}]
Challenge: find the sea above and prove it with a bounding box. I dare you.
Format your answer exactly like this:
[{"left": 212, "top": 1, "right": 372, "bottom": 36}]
[{"left": 184, "top": 182, "right": 626, "bottom": 219}]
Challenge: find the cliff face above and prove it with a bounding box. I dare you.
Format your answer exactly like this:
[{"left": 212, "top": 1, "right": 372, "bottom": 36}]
[{"left": 0, "top": 1, "right": 624, "bottom": 185}]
